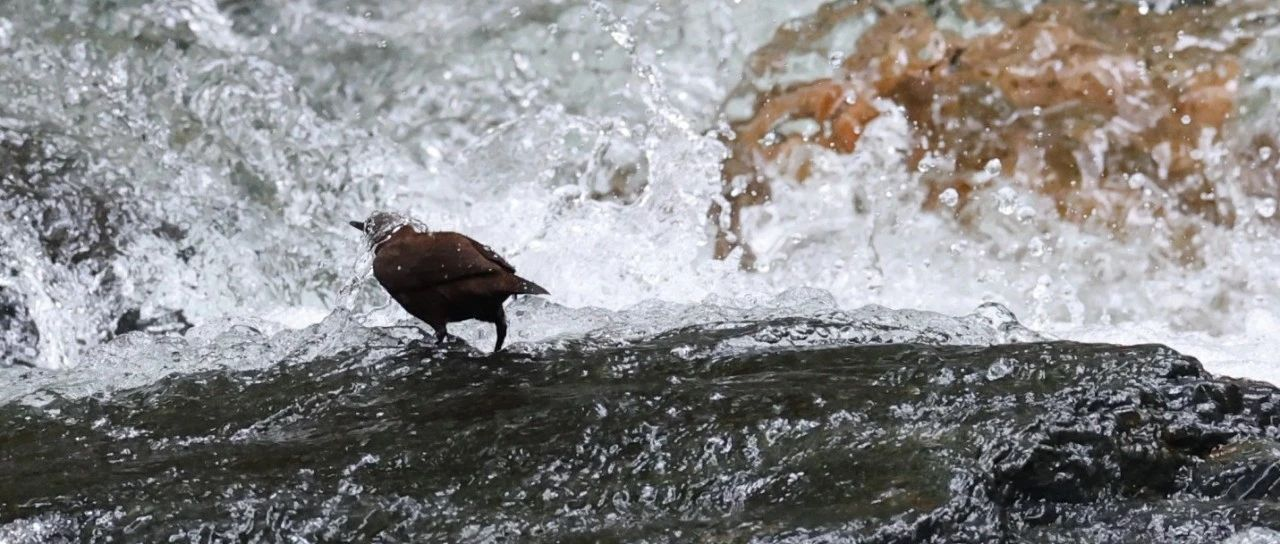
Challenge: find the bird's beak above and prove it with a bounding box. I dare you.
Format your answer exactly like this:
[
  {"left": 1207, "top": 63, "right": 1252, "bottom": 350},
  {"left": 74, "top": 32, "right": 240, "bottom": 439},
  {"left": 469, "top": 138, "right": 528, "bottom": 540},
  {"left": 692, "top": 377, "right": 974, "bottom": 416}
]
[{"left": 348, "top": 221, "right": 365, "bottom": 231}]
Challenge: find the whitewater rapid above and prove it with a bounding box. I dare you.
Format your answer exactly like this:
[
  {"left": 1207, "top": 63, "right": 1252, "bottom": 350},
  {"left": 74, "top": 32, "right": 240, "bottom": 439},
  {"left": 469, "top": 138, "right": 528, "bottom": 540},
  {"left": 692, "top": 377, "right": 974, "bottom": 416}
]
[{"left": 0, "top": 0, "right": 1278, "bottom": 389}]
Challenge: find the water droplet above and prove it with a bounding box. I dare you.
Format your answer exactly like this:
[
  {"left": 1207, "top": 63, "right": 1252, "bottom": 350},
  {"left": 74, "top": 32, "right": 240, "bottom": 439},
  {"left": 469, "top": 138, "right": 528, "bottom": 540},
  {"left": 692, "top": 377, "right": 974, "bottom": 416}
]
[
  {"left": 511, "top": 52, "right": 531, "bottom": 73},
  {"left": 983, "top": 158, "right": 1002, "bottom": 177},
  {"left": 1260, "top": 147, "right": 1273, "bottom": 161},
  {"left": 996, "top": 187, "right": 1017, "bottom": 215},
  {"left": 938, "top": 188, "right": 959, "bottom": 208},
  {"left": 1256, "top": 198, "right": 1277, "bottom": 219},
  {"left": 0, "top": 17, "right": 13, "bottom": 50},
  {"left": 1028, "top": 237, "right": 1046, "bottom": 257},
  {"left": 828, "top": 51, "right": 845, "bottom": 68},
  {"left": 608, "top": 25, "right": 635, "bottom": 50},
  {"left": 986, "top": 358, "right": 1013, "bottom": 381},
  {"left": 1180, "top": 114, "right": 1192, "bottom": 125}
]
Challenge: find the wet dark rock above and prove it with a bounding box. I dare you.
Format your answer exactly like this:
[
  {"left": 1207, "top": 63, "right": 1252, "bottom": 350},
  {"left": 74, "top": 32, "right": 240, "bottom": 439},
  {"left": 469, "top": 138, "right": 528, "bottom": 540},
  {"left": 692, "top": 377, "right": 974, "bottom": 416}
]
[
  {"left": 151, "top": 221, "right": 198, "bottom": 263},
  {"left": 1194, "top": 441, "right": 1280, "bottom": 501},
  {"left": 112, "top": 308, "right": 193, "bottom": 337},
  {"left": 0, "top": 128, "right": 125, "bottom": 270},
  {"left": 0, "top": 284, "right": 38, "bottom": 368},
  {"left": 1, "top": 328, "right": 1279, "bottom": 542},
  {"left": 1, "top": 127, "right": 195, "bottom": 348}
]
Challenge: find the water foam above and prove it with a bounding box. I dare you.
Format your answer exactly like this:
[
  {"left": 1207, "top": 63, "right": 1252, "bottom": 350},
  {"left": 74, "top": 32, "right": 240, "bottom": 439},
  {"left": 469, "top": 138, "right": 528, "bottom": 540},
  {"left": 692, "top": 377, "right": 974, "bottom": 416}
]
[{"left": 0, "top": 0, "right": 1278, "bottom": 390}]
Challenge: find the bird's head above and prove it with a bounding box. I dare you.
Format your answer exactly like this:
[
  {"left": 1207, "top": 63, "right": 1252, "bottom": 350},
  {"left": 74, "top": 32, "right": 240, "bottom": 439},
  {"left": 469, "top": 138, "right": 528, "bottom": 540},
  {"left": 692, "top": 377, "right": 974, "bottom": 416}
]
[{"left": 348, "top": 211, "right": 423, "bottom": 248}]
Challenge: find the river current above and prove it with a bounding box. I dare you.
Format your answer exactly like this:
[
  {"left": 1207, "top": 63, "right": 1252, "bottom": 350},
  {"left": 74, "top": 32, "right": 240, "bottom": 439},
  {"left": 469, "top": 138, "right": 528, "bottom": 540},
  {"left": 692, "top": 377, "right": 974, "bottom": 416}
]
[{"left": 4, "top": 1, "right": 1280, "bottom": 542}]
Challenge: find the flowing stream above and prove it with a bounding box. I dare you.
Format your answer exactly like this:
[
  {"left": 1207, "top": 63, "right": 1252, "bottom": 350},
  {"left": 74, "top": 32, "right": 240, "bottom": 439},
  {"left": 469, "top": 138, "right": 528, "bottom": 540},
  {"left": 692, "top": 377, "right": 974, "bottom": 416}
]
[{"left": 3, "top": 0, "right": 1280, "bottom": 541}]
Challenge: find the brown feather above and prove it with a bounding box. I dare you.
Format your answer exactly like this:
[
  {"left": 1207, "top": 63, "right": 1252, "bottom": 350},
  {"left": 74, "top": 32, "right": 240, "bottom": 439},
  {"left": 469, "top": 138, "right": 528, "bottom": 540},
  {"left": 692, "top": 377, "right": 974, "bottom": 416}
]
[
  {"left": 363, "top": 226, "right": 548, "bottom": 352},
  {"left": 373, "top": 231, "right": 512, "bottom": 294}
]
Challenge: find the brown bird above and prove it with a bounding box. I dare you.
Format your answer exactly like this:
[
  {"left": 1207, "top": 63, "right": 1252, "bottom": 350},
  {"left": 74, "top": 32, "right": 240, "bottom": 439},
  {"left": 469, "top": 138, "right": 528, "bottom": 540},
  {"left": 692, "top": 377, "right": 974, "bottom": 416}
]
[{"left": 350, "top": 211, "right": 548, "bottom": 352}]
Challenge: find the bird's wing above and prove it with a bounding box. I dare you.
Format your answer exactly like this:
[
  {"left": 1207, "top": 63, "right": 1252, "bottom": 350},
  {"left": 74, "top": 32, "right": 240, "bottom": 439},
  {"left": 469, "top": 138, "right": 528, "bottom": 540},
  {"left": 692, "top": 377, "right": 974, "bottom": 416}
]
[
  {"left": 372, "top": 232, "right": 508, "bottom": 293},
  {"left": 467, "top": 238, "right": 516, "bottom": 273}
]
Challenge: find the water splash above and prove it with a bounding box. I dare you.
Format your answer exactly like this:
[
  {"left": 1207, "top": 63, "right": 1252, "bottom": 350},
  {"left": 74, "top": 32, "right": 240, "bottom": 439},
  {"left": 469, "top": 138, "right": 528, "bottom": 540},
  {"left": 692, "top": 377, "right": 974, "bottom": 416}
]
[{"left": 0, "top": 0, "right": 1278, "bottom": 390}]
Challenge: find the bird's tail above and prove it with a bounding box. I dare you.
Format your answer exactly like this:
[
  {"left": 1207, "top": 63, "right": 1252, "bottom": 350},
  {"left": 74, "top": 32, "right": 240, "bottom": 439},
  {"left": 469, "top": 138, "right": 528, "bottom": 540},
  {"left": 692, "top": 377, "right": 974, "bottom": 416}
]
[{"left": 513, "top": 275, "right": 549, "bottom": 295}]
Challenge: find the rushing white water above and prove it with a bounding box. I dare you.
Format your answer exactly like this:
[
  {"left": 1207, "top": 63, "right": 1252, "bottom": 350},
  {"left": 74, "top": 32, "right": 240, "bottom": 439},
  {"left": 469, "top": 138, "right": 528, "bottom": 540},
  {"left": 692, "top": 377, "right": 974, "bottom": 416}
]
[{"left": 1, "top": 0, "right": 1279, "bottom": 387}]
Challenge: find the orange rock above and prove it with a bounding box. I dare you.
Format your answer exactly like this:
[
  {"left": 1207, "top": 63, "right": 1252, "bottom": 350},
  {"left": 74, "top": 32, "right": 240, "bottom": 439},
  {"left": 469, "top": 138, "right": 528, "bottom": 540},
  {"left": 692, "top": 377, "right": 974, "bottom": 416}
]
[{"left": 714, "top": 1, "right": 1269, "bottom": 266}]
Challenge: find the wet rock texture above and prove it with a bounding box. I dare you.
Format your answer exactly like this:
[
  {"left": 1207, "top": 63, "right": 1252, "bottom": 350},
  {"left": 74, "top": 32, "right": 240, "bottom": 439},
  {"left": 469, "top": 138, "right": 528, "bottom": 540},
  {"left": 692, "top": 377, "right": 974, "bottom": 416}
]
[
  {"left": 714, "top": 0, "right": 1279, "bottom": 265},
  {"left": 2, "top": 324, "right": 1280, "bottom": 542},
  {"left": 0, "top": 130, "right": 125, "bottom": 269},
  {"left": 0, "top": 285, "right": 38, "bottom": 367},
  {"left": 0, "top": 127, "right": 199, "bottom": 364},
  {"left": 0, "top": 129, "right": 127, "bottom": 366}
]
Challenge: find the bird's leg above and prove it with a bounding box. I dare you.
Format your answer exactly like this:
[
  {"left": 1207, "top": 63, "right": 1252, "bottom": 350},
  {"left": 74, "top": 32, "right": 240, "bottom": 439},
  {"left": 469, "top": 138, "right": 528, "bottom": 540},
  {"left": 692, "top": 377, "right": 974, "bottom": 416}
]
[
  {"left": 493, "top": 308, "right": 507, "bottom": 353},
  {"left": 433, "top": 325, "right": 449, "bottom": 345}
]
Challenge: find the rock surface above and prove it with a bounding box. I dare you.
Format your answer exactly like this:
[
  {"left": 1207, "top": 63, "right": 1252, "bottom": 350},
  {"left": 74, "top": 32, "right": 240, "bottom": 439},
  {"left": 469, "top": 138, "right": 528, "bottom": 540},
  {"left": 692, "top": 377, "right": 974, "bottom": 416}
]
[
  {"left": 715, "top": 0, "right": 1279, "bottom": 266},
  {"left": 0, "top": 285, "right": 38, "bottom": 367},
  {"left": 2, "top": 319, "right": 1279, "bottom": 542}
]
